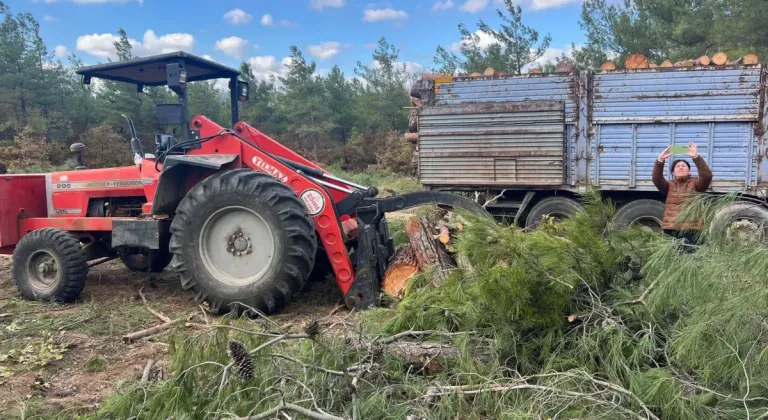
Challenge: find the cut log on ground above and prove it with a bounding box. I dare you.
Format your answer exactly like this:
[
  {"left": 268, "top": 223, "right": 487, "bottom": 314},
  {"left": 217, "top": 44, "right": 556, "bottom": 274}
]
[
  {"left": 382, "top": 246, "right": 419, "bottom": 298},
  {"left": 694, "top": 55, "right": 711, "bottom": 66},
  {"left": 600, "top": 61, "right": 616, "bottom": 71},
  {"left": 660, "top": 60, "right": 673, "bottom": 68},
  {"left": 555, "top": 60, "right": 575, "bottom": 73},
  {"left": 483, "top": 67, "right": 495, "bottom": 76},
  {"left": 625, "top": 54, "right": 649, "bottom": 69},
  {"left": 405, "top": 217, "right": 455, "bottom": 286},
  {"left": 712, "top": 52, "right": 728, "bottom": 65}
]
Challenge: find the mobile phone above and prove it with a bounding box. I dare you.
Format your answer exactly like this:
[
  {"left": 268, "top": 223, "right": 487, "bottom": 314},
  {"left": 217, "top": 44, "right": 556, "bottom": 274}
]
[{"left": 669, "top": 145, "right": 689, "bottom": 154}]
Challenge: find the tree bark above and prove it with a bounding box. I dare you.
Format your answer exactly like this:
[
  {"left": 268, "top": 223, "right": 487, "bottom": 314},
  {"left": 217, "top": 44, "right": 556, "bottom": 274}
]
[
  {"left": 711, "top": 52, "right": 728, "bottom": 65},
  {"left": 382, "top": 246, "right": 419, "bottom": 298},
  {"left": 405, "top": 217, "right": 455, "bottom": 286},
  {"left": 625, "top": 54, "right": 649, "bottom": 69}
]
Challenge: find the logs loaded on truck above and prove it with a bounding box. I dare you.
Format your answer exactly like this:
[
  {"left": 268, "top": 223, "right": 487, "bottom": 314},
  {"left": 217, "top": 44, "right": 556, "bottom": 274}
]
[{"left": 407, "top": 58, "right": 768, "bottom": 236}]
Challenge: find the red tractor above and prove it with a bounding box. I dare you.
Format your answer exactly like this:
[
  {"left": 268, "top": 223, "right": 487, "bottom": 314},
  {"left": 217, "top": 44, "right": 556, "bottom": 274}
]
[{"left": 0, "top": 52, "right": 484, "bottom": 314}]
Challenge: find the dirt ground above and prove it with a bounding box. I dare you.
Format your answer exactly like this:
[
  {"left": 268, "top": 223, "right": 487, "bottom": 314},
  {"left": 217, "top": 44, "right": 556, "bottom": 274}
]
[{"left": 0, "top": 254, "right": 343, "bottom": 418}]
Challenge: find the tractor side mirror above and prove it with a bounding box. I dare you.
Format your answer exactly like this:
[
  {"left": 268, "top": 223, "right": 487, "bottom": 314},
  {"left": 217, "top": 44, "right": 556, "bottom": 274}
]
[{"left": 237, "top": 81, "right": 249, "bottom": 102}]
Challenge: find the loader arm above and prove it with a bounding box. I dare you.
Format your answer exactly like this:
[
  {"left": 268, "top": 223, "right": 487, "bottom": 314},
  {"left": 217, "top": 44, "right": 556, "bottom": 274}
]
[{"left": 184, "top": 116, "right": 488, "bottom": 309}]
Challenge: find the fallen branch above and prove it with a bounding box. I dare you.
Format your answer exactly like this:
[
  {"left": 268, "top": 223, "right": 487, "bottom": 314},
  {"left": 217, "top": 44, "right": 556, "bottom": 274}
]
[
  {"left": 614, "top": 279, "right": 658, "bottom": 306},
  {"left": 123, "top": 319, "right": 181, "bottom": 344},
  {"left": 482, "top": 190, "right": 507, "bottom": 208},
  {"left": 270, "top": 353, "right": 345, "bottom": 376},
  {"left": 141, "top": 359, "right": 156, "bottom": 382},
  {"left": 138, "top": 288, "right": 172, "bottom": 323},
  {"left": 236, "top": 402, "right": 347, "bottom": 420}
]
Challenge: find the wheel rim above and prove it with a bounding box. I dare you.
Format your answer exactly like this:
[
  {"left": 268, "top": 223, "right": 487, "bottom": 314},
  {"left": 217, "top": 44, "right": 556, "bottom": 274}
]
[
  {"left": 26, "top": 251, "right": 60, "bottom": 291},
  {"left": 631, "top": 216, "right": 663, "bottom": 233},
  {"left": 199, "top": 205, "right": 275, "bottom": 286},
  {"left": 726, "top": 217, "right": 766, "bottom": 243}
]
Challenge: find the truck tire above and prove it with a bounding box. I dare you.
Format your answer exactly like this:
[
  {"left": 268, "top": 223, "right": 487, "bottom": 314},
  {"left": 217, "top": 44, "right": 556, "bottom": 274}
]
[
  {"left": 120, "top": 251, "right": 173, "bottom": 273},
  {"left": 525, "top": 196, "right": 582, "bottom": 229},
  {"left": 614, "top": 199, "right": 665, "bottom": 232},
  {"left": 170, "top": 169, "right": 317, "bottom": 315},
  {"left": 12, "top": 228, "right": 88, "bottom": 303},
  {"left": 711, "top": 202, "right": 768, "bottom": 243}
]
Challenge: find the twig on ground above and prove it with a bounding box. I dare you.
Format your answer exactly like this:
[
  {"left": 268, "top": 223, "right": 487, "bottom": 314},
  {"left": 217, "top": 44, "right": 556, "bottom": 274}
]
[
  {"left": 138, "top": 287, "right": 172, "bottom": 323},
  {"left": 235, "top": 402, "right": 346, "bottom": 420},
  {"left": 615, "top": 279, "right": 658, "bottom": 306}
]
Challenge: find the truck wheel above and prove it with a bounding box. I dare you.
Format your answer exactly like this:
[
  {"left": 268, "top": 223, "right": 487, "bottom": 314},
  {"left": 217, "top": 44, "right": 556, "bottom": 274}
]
[
  {"left": 12, "top": 228, "right": 88, "bottom": 303},
  {"left": 120, "top": 250, "right": 173, "bottom": 273},
  {"left": 614, "top": 199, "right": 665, "bottom": 232},
  {"left": 711, "top": 202, "right": 768, "bottom": 243},
  {"left": 525, "top": 196, "right": 582, "bottom": 229},
  {"left": 170, "top": 169, "right": 317, "bottom": 315}
]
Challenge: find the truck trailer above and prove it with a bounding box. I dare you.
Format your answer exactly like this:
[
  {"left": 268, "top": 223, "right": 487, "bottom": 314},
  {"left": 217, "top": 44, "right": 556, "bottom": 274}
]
[{"left": 410, "top": 64, "right": 768, "bottom": 232}]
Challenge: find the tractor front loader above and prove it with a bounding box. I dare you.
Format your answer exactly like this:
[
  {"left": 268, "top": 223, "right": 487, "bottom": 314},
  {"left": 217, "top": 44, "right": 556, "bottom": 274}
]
[{"left": 0, "top": 52, "right": 486, "bottom": 315}]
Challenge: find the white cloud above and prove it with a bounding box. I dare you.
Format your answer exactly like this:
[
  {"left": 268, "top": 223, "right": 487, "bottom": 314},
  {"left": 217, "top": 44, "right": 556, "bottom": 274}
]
[
  {"left": 260, "top": 14, "right": 274, "bottom": 26},
  {"left": 310, "top": 0, "right": 344, "bottom": 10},
  {"left": 214, "top": 36, "right": 249, "bottom": 59},
  {"left": 362, "top": 8, "right": 409, "bottom": 22},
  {"left": 530, "top": 0, "right": 579, "bottom": 10},
  {"left": 432, "top": 0, "right": 454, "bottom": 11},
  {"left": 280, "top": 20, "right": 297, "bottom": 27},
  {"left": 449, "top": 29, "right": 497, "bottom": 52},
  {"left": 223, "top": 8, "right": 253, "bottom": 25},
  {"left": 53, "top": 45, "right": 70, "bottom": 58},
  {"left": 43, "top": 15, "right": 58, "bottom": 21},
  {"left": 307, "top": 41, "right": 341, "bottom": 60},
  {"left": 246, "top": 55, "right": 293, "bottom": 82},
  {"left": 76, "top": 30, "right": 195, "bottom": 59},
  {"left": 459, "top": 0, "right": 488, "bottom": 13},
  {"left": 524, "top": 44, "right": 579, "bottom": 71}
]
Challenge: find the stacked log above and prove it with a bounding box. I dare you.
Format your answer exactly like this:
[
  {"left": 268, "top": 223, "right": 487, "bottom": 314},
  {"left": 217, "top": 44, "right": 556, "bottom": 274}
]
[
  {"left": 600, "top": 61, "right": 616, "bottom": 71},
  {"left": 625, "top": 54, "right": 650, "bottom": 69},
  {"left": 694, "top": 55, "right": 711, "bottom": 66},
  {"left": 732, "top": 54, "right": 759, "bottom": 65},
  {"left": 528, "top": 67, "right": 543, "bottom": 74},
  {"left": 660, "top": 60, "right": 674, "bottom": 68},
  {"left": 712, "top": 52, "right": 728, "bottom": 65},
  {"left": 483, "top": 67, "right": 495, "bottom": 76},
  {"left": 555, "top": 60, "right": 576, "bottom": 73}
]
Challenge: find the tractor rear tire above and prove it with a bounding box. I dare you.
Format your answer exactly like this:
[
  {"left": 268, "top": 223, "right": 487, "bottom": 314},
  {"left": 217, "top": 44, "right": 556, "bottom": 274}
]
[
  {"left": 12, "top": 228, "right": 88, "bottom": 303},
  {"left": 120, "top": 250, "right": 173, "bottom": 273},
  {"left": 524, "top": 196, "right": 583, "bottom": 229},
  {"left": 170, "top": 169, "right": 317, "bottom": 315}
]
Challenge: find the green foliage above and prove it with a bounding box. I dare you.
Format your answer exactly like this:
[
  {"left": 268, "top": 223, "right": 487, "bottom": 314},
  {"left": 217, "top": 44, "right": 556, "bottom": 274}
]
[{"left": 434, "top": 1, "right": 551, "bottom": 75}]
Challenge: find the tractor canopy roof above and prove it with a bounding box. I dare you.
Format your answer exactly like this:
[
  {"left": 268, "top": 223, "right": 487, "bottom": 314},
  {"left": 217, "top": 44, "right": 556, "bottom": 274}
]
[{"left": 76, "top": 51, "right": 240, "bottom": 87}]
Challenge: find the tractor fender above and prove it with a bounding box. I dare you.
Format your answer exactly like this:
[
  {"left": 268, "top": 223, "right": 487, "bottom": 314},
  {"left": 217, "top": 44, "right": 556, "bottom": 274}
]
[{"left": 151, "top": 154, "right": 240, "bottom": 215}]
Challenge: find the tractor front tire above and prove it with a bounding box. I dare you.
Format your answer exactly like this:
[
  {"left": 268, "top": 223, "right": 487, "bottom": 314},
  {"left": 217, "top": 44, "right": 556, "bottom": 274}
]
[
  {"left": 120, "top": 250, "right": 173, "bottom": 273},
  {"left": 12, "top": 228, "right": 88, "bottom": 303},
  {"left": 170, "top": 169, "right": 317, "bottom": 315}
]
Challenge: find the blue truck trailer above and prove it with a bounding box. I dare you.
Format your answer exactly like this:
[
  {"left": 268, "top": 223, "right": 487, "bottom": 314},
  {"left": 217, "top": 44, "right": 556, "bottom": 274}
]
[{"left": 409, "top": 65, "right": 768, "bottom": 231}]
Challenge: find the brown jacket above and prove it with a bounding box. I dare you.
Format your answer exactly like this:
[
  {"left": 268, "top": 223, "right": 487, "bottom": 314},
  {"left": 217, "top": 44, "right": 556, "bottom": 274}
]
[{"left": 652, "top": 156, "right": 713, "bottom": 230}]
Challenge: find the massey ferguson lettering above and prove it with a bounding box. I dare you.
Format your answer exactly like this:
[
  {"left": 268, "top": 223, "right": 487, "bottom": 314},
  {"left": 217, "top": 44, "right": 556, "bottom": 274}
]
[
  {"left": 52, "top": 179, "right": 145, "bottom": 190},
  {"left": 251, "top": 156, "right": 289, "bottom": 183}
]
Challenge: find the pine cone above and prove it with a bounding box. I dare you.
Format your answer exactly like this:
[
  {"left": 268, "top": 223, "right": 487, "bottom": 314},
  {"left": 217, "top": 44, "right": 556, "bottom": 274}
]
[
  {"left": 227, "top": 340, "right": 254, "bottom": 379},
  {"left": 304, "top": 319, "right": 320, "bottom": 338}
]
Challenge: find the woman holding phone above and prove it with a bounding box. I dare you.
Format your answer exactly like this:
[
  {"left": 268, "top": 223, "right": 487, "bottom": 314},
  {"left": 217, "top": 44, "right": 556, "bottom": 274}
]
[{"left": 653, "top": 142, "right": 713, "bottom": 246}]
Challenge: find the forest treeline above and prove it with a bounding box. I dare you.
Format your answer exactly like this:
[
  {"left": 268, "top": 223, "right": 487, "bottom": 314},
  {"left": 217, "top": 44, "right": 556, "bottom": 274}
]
[{"left": 2, "top": 0, "right": 767, "bottom": 173}]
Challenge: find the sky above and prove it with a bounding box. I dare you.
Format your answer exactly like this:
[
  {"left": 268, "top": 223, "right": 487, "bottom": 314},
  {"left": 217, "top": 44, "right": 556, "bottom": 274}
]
[{"left": 7, "top": 0, "right": 586, "bottom": 81}]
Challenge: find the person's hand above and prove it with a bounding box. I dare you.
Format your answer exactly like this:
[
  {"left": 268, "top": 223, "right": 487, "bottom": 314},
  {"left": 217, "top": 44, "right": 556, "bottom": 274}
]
[
  {"left": 658, "top": 146, "right": 672, "bottom": 162},
  {"left": 687, "top": 142, "right": 698, "bottom": 158}
]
